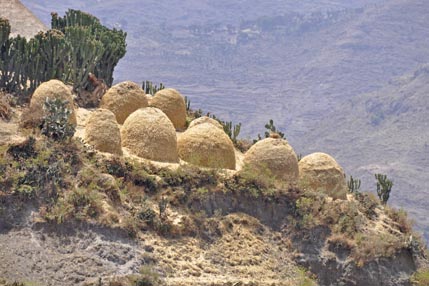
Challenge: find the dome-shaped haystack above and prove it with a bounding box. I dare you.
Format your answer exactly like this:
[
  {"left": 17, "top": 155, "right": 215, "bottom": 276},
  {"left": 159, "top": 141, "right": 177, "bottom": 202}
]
[
  {"left": 298, "top": 152, "right": 347, "bottom": 200},
  {"left": 149, "top": 88, "right": 186, "bottom": 130},
  {"left": 100, "top": 81, "right": 148, "bottom": 124},
  {"left": 242, "top": 138, "right": 299, "bottom": 184},
  {"left": 177, "top": 122, "right": 236, "bottom": 169},
  {"left": 121, "top": 107, "right": 178, "bottom": 163},
  {"left": 29, "top": 79, "right": 77, "bottom": 125},
  {"left": 84, "top": 109, "right": 122, "bottom": 155},
  {"left": 188, "top": 116, "right": 223, "bottom": 130}
]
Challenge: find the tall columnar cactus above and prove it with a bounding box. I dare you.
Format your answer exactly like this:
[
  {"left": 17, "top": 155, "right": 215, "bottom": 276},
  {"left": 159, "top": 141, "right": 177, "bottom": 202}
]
[
  {"left": 0, "top": 18, "right": 10, "bottom": 47},
  {"left": 34, "top": 30, "right": 69, "bottom": 81},
  {"left": 375, "top": 173, "right": 393, "bottom": 205},
  {"left": 95, "top": 28, "right": 127, "bottom": 86},
  {"left": 142, "top": 80, "right": 165, "bottom": 95},
  {"left": 0, "top": 18, "right": 12, "bottom": 89},
  {"left": 52, "top": 9, "right": 127, "bottom": 88},
  {"left": 0, "top": 10, "right": 126, "bottom": 101},
  {"left": 51, "top": 10, "right": 99, "bottom": 29},
  {"left": 347, "top": 175, "right": 361, "bottom": 193},
  {"left": 23, "top": 30, "right": 70, "bottom": 94},
  {"left": 64, "top": 26, "right": 104, "bottom": 94},
  {"left": 184, "top": 96, "right": 191, "bottom": 112},
  {"left": 222, "top": 121, "right": 241, "bottom": 144}
]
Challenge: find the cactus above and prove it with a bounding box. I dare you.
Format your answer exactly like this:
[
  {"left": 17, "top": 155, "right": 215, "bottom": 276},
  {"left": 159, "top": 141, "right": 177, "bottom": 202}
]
[
  {"left": 254, "top": 119, "right": 285, "bottom": 143},
  {"left": 0, "top": 18, "right": 10, "bottom": 48},
  {"left": 24, "top": 30, "right": 70, "bottom": 94},
  {"left": 95, "top": 28, "right": 127, "bottom": 86},
  {"left": 184, "top": 96, "right": 191, "bottom": 112},
  {"left": 142, "top": 80, "right": 165, "bottom": 95},
  {"left": 51, "top": 10, "right": 99, "bottom": 29},
  {"left": 375, "top": 173, "right": 393, "bottom": 205},
  {"left": 264, "top": 119, "right": 285, "bottom": 138},
  {"left": 0, "top": 11, "right": 126, "bottom": 101},
  {"left": 347, "top": 175, "right": 361, "bottom": 193},
  {"left": 207, "top": 113, "right": 241, "bottom": 144},
  {"left": 52, "top": 9, "right": 127, "bottom": 87},
  {"left": 64, "top": 26, "right": 104, "bottom": 94},
  {"left": 225, "top": 121, "right": 241, "bottom": 144}
]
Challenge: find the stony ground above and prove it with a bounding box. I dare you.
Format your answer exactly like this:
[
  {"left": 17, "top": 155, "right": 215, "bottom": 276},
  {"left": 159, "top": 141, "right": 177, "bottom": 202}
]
[{"left": 0, "top": 208, "right": 309, "bottom": 286}]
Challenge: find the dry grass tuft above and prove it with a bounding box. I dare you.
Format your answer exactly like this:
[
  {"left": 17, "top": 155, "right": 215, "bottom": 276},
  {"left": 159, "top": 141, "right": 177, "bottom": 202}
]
[{"left": 0, "top": 94, "right": 12, "bottom": 121}]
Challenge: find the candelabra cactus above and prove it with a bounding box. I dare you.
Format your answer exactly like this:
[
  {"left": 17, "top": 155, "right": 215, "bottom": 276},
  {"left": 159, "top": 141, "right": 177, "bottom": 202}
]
[
  {"left": 347, "top": 175, "right": 361, "bottom": 193},
  {"left": 52, "top": 9, "right": 127, "bottom": 88},
  {"left": 0, "top": 18, "right": 10, "bottom": 47},
  {"left": 223, "top": 121, "right": 241, "bottom": 144},
  {"left": 142, "top": 80, "right": 165, "bottom": 95},
  {"left": 0, "top": 10, "right": 127, "bottom": 101},
  {"left": 27, "top": 30, "right": 69, "bottom": 90},
  {"left": 64, "top": 26, "right": 104, "bottom": 94},
  {"left": 375, "top": 173, "right": 393, "bottom": 205}
]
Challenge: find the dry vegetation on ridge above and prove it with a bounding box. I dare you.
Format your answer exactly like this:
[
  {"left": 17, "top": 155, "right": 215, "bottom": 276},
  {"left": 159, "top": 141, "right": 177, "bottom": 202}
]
[{"left": 0, "top": 85, "right": 428, "bottom": 285}]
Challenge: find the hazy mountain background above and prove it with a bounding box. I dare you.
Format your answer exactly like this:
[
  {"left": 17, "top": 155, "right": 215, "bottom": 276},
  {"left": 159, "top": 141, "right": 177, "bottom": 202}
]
[{"left": 22, "top": 0, "right": 429, "bottom": 242}]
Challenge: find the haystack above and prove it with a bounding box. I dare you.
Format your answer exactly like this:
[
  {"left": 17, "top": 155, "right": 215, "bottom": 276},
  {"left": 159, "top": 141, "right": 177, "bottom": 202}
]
[
  {"left": 149, "top": 88, "right": 186, "bottom": 130},
  {"left": 188, "top": 116, "right": 223, "bottom": 130},
  {"left": 242, "top": 138, "right": 299, "bottom": 184},
  {"left": 121, "top": 107, "right": 178, "bottom": 163},
  {"left": 100, "top": 81, "right": 148, "bottom": 124},
  {"left": 177, "top": 122, "right": 235, "bottom": 169},
  {"left": 84, "top": 109, "right": 122, "bottom": 155},
  {"left": 298, "top": 152, "right": 347, "bottom": 200},
  {"left": 26, "top": 79, "right": 76, "bottom": 126}
]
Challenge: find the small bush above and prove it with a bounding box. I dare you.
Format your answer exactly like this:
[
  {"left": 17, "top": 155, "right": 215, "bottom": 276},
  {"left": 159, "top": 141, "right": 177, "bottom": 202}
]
[
  {"left": 355, "top": 192, "right": 378, "bottom": 219},
  {"left": 46, "top": 187, "right": 102, "bottom": 223},
  {"left": 0, "top": 95, "right": 12, "bottom": 121},
  {"left": 104, "top": 156, "right": 131, "bottom": 178},
  {"left": 7, "top": 137, "right": 37, "bottom": 160},
  {"left": 385, "top": 207, "right": 413, "bottom": 233},
  {"left": 353, "top": 232, "right": 402, "bottom": 265},
  {"left": 137, "top": 203, "right": 156, "bottom": 226},
  {"left": 130, "top": 168, "right": 158, "bottom": 193},
  {"left": 41, "top": 98, "right": 75, "bottom": 141},
  {"left": 225, "top": 164, "right": 277, "bottom": 197},
  {"left": 411, "top": 268, "right": 429, "bottom": 286}
]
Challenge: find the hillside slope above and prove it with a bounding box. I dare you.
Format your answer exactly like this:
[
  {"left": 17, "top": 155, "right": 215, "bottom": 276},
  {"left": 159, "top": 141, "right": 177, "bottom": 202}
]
[
  {"left": 20, "top": 0, "right": 429, "bottom": 239},
  {"left": 0, "top": 0, "right": 46, "bottom": 38},
  {"left": 304, "top": 64, "right": 429, "bottom": 242}
]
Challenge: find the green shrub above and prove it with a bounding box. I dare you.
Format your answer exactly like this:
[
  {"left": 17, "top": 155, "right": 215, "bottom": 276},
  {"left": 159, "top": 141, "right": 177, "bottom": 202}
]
[
  {"left": 130, "top": 169, "right": 158, "bottom": 193},
  {"left": 137, "top": 202, "right": 156, "bottom": 226},
  {"left": 41, "top": 98, "right": 75, "bottom": 141},
  {"left": 7, "top": 136, "right": 37, "bottom": 160},
  {"left": 385, "top": 207, "right": 413, "bottom": 233},
  {"left": 411, "top": 268, "right": 429, "bottom": 285},
  {"left": 104, "top": 156, "right": 131, "bottom": 178},
  {"left": 46, "top": 187, "right": 102, "bottom": 223},
  {"left": 355, "top": 192, "right": 378, "bottom": 219}
]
